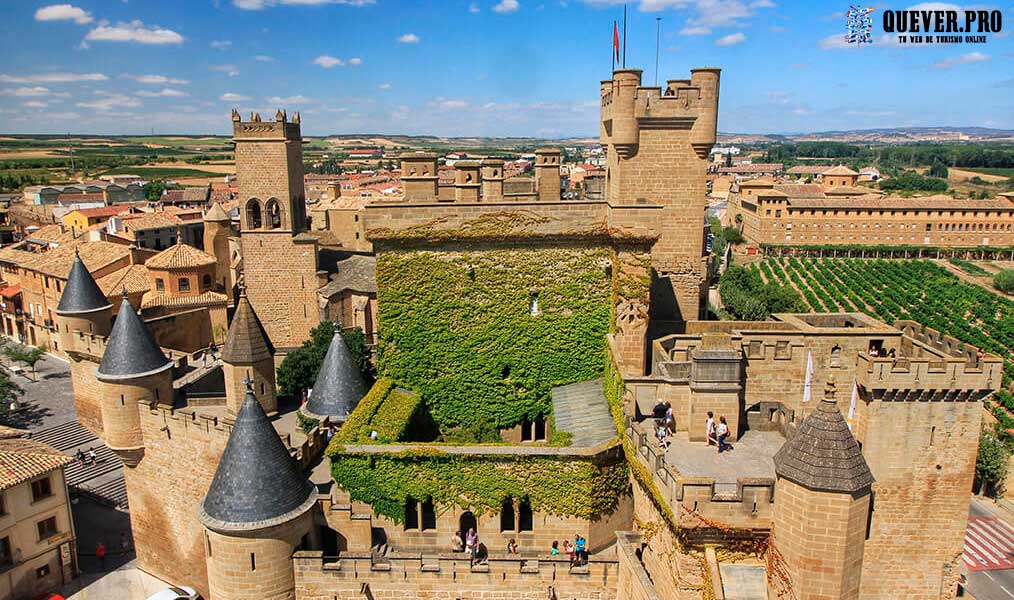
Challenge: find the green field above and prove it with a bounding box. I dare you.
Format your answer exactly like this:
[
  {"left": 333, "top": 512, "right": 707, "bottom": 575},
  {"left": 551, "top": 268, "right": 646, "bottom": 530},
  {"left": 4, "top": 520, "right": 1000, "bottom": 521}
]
[
  {"left": 966, "top": 168, "right": 1014, "bottom": 178},
  {"left": 99, "top": 166, "right": 226, "bottom": 179}
]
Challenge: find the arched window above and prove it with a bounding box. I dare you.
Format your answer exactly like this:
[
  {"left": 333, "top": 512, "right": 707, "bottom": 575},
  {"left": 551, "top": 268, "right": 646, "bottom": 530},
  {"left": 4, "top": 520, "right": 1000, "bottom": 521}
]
[
  {"left": 202, "top": 274, "right": 212, "bottom": 289},
  {"left": 245, "top": 199, "right": 262, "bottom": 229},
  {"left": 265, "top": 199, "right": 281, "bottom": 229}
]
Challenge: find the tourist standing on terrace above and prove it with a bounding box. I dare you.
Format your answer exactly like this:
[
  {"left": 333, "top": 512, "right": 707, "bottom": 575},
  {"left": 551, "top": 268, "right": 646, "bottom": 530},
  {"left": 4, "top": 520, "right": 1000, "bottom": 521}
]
[
  {"left": 717, "top": 416, "right": 731, "bottom": 453},
  {"left": 706, "top": 411, "right": 716, "bottom": 446}
]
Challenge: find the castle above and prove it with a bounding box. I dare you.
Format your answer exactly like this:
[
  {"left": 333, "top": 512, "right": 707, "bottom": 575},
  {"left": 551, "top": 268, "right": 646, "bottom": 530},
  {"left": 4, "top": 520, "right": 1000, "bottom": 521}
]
[{"left": 52, "top": 65, "right": 1003, "bottom": 600}]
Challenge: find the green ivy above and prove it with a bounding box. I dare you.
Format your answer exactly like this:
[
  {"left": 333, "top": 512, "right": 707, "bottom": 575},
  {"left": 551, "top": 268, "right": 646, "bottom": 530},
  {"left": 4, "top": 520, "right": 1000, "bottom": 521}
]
[
  {"left": 329, "top": 448, "right": 630, "bottom": 522},
  {"left": 374, "top": 243, "right": 613, "bottom": 429},
  {"left": 370, "top": 387, "right": 424, "bottom": 443},
  {"left": 333, "top": 377, "right": 395, "bottom": 444}
]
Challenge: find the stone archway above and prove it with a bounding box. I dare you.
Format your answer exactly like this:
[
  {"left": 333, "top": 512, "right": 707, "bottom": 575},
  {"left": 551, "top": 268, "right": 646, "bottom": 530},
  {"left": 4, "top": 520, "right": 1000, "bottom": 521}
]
[{"left": 459, "top": 511, "right": 477, "bottom": 539}]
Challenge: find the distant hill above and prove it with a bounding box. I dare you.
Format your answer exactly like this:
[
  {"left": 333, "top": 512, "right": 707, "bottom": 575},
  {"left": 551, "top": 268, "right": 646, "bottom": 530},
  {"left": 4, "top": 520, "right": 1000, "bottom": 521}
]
[{"left": 718, "top": 127, "right": 1014, "bottom": 145}]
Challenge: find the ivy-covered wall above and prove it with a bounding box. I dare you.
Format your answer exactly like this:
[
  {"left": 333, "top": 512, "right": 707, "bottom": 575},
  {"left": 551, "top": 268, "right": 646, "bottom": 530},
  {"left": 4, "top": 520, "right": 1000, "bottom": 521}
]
[
  {"left": 329, "top": 448, "right": 629, "bottom": 523},
  {"left": 375, "top": 242, "right": 614, "bottom": 429}
]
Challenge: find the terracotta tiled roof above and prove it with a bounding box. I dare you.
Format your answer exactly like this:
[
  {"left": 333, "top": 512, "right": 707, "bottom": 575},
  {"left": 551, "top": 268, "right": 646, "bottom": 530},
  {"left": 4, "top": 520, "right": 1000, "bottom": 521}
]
[
  {"left": 788, "top": 193, "right": 1014, "bottom": 211},
  {"left": 823, "top": 185, "right": 882, "bottom": 196},
  {"left": 0, "top": 285, "right": 20, "bottom": 299},
  {"left": 0, "top": 438, "right": 73, "bottom": 490},
  {"left": 772, "top": 183, "right": 829, "bottom": 197},
  {"left": 204, "top": 203, "right": 230, "bottom": 222},
  {"left": 785, "top": 165, "right": 830, "bottom": 175},
  {"left": 27, "top": 224, "right": 82, "bottom": 244},
  {"left": 0, "top": 425, "right": 27, "bottom": 440},
  {"left": 120, "top": 212, "right": 183, "bottom": 233},
  {"left": 141, "top": 289, "right": 228, "bottom": 310},
  {"left": 319, "top": 254, "right": 376, "bottom": 297},
  {"left": 144, "top": 242, "right": 217, "bottom": 270},
  {"left": 97, "top": 264, "right": 149, "bottom": 296},
  {"left": 0, "top": 246, "right": 38, "bottom": 265},
  {"left": 718, "top": 163, "right": 783, "bottom": 173},
  {"left": 822, "top": 165, "right": 859, "bottom": 176},
  {"left": 72, "top": 206, "right": 131, "bottom": 219},
  {"left": 22, "top": 241, "right": 132, "bottom": 279}
]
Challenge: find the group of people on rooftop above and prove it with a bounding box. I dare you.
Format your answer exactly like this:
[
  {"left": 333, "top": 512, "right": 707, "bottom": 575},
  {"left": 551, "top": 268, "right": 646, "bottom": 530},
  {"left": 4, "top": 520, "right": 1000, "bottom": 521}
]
[
  {"left": 451, "top": 530, "right": 591, "bottom": 567},
  {"left": 653, "top": 402, "right": 733, "bottom": 453}
]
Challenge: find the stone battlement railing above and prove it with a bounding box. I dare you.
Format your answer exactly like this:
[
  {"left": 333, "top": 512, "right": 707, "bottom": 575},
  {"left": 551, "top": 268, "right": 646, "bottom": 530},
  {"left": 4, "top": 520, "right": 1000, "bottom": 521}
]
[
  {"left": 141, "top": 403, "right": 329, "bottom": 470},
  {"left": 855, "top": 352, "right": 1002, "bottom": 396},
  {"left": 895, "top": 320, "right": 995, "bottom": 364},
  {"left": 292, "top": 549, "right": 617, "bottom": 598},
  {"left": 625, "top": 417, "right": 774, "bottom": 531}
]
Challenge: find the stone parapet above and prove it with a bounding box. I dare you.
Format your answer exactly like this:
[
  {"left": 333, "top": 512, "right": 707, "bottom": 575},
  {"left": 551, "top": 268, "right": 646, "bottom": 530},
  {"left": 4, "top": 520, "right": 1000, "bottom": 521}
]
[
  {"left": 626, "top": 418, "right": 775, "bottom": 531},
  {"left": 292, "top": 550, "right": 618, "bottom": 600}
]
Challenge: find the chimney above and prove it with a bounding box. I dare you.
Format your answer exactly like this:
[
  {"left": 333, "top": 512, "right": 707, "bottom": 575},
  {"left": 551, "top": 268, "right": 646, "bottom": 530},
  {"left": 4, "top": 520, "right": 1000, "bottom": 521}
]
[
  {"left": 534, "top": 149, "right": 562, "bottom": 202},
  {"left": 481, "top": 159, "right": 505, "bottom": 202},
  {"left": 453, "top": 161, "right": 481, "bottom": 202}
]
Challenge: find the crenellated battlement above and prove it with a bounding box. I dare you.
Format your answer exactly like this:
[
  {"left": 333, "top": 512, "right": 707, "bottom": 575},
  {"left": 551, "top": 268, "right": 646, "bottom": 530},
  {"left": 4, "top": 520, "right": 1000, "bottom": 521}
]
[{"left": 230, "top": 108, "right": 302, "bottom": 141}]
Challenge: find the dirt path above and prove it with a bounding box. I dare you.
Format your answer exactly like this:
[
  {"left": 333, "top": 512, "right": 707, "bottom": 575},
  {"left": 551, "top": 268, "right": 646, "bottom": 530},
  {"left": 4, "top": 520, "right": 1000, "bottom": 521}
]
[{"left": 932, "top": 259, "right": 1012, "bottom": 298}]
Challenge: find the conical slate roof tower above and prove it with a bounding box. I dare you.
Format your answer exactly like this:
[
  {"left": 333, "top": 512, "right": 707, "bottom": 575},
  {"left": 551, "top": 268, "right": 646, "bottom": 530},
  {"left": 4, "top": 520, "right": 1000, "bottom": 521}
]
[
  {"left": 200, "top": 385, "right": 316, "bottom": 530},
  {"left": 302, "top": 328, "right": 367, "bottom": 421},
  {"left": 97, "top": 294, "right": 173, "bottom": 380},
  {"left": 56, "top": 252, "right": 112, "bottom": 315}
]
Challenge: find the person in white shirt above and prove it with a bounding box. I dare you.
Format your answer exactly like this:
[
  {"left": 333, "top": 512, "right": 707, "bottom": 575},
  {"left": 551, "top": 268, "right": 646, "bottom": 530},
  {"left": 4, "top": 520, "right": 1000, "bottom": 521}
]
[
  {"left": 716, "top": 416, "right": 731, "bottom": 453},
  {"left": 706, "top": 411, "right": 716, "bottom": 446}
]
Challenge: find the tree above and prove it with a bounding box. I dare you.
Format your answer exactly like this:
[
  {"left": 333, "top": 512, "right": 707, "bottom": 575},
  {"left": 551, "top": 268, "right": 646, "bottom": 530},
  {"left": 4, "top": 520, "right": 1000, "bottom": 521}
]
[
  {"left": 719, "top": 265, "right": 806, "bottom": 321},
  {"left": 976, "top": 429, "right": 1009, "bottom": 496},
  {"left": 4, "top": 344, "right": 45, "bottom": 381},
  {"left": 927, "top": 161, "right": 948, "bottom": 179},
  {"left": 994, "top": 269, "right": 1014, "bottom": 294},
  {"left": 143, "top": 179, "right": 166, "bottom": 202},
  {"left": 0, "top": 369, "right": 24, "bottom": 427},
  {"left": 277, "top": 321, "right": 373, "bottom": 398},
  {"left": 724, "top": 152, "right": 733, "bottom": 167}
]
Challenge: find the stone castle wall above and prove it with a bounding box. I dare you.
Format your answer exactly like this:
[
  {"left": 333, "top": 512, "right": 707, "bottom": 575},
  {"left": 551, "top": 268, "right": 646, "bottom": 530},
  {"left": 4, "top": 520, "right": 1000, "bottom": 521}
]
[
  {"left": 241, "top": 232, "right": 318, "bottom": 351},
  {"left": 293, "top": 550, "right": 618, "bottom": 600},
  {"left": 126, "top": 405, "right": 232, "bottom": 598}
]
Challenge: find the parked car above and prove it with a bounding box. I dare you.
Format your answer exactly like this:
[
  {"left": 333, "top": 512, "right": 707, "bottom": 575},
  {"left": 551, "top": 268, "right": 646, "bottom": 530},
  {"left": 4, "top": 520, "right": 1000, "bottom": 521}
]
[{"left": 146, "top": 587, "right": 201, "bottom": 600}]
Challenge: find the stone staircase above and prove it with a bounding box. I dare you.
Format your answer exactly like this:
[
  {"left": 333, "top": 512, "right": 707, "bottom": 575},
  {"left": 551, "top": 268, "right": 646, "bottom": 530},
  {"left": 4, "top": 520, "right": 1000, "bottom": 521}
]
[
  {"left": 551, "top": 378, "right": 615, "bottom": 448},
  {"left": 31, "top": 420, "right": 128, "bottom": 509}
]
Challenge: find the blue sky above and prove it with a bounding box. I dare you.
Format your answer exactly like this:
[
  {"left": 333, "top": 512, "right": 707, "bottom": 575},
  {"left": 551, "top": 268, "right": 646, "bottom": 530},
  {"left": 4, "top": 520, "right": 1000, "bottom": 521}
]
[{"left": 0, "top": 0, "right": 1012, "bottom": 137}]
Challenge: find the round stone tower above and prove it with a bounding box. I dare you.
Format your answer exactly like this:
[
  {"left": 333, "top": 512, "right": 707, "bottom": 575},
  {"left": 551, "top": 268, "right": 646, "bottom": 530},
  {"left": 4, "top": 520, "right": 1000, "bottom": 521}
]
[
  {"left": 199, "top": 384, "right": 317, "bottom": 600},
  {"left": 220, "top": 284, "right": 276, "bottom": 416},
  {"left": 54, "top": 251, "right": 112, "bottom": 355},
  {"left": 299, "top": 327, "right": 367, "bottom": 423},
  {"left": 95, "top": 293, "right": 174, "bottom": 466},
  {"left": 768, "top": 376, "right": 874, "bottom": 600}
]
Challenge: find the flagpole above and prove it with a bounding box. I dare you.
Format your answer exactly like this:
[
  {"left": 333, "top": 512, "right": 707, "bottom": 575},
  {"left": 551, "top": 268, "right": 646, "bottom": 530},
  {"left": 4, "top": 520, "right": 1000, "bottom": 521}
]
[
  {"left": 611, "top": 21, "right": 616, "bottom": 73},
  {"left": 622, "top": 4, "right": 627, "bottom": 69},
  {"left": 654, "top": 17, "right": 661, "bottom": 86}
]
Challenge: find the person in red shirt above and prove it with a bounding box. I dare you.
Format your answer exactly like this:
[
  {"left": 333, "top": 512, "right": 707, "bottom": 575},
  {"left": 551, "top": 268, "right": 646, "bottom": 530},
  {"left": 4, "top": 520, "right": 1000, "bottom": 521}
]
[{"left": 96, "top": 542, "right": 106, "bottom": 570}]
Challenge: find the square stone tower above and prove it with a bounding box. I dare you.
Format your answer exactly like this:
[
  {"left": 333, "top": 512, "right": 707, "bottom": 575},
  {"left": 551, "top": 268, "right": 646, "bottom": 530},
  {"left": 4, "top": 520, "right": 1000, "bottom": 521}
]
[
  {"left": 600, "top": 68, "right": 720, "bottom": 323},
  {"left": 232, "top": 110, "right": 319, "bottom": 351}
]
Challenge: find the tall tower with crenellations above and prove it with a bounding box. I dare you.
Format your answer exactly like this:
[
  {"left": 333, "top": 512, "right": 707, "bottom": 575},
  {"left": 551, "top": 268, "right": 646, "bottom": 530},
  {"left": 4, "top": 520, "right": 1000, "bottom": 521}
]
[
  {"left": 600, "top": 67, "right": 720, "bottom": 324},
  {"left": 231, "top": 108, "right": 320, "bottom": 353}
]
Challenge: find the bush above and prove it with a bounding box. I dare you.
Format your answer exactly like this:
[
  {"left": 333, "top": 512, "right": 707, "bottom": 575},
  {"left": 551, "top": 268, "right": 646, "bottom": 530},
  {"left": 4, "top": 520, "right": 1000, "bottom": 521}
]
[
  {"left": 333, "top": 378, "right": 395, "bottom": 444},
  {"left": 719, "top": 266, "right": 806, "bottom": 320},
  {"left": 994, "top": 269, "right": 1014, "bottom": 294},
  {"left": 878, "top": 171, "right": 948, "bottom": 193}
]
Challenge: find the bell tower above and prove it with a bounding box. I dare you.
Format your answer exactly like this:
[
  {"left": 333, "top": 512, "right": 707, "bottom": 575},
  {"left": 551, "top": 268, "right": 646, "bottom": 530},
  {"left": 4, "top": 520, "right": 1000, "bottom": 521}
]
[{"left": 231, "top": 108, "right": 319, "bottom": 351}]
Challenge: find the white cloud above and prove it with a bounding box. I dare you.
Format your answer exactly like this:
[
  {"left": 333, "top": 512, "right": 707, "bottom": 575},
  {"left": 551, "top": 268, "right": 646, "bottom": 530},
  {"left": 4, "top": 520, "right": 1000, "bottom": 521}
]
[
  {"left": 818, "top": 33, "right": 851, "bottom": 50},
  {"left": 378, "top": 83, "right": 392, "bottom": 89},
  {"left": 23, "top": 101, "right": 48, "bottom": 108},
  {"left": 136, "top": 88, "right": 188, "bottom": 97},
  {"left": 715, "top": 32, "right": 745, "bottom": 46},
  {"left": 124, "top": 74, "right": 190, "bottom": 85},
  {"left": 313, "top": 55, "right": 344, "bottom": 68},
  {"left": 210, "top": 64, "right": 240, "bottom": 77},
  {"left": 680, "top": 26, "right": 711, "bottom": 35},
  {"left": 254, "top": 55, "right": 274, "bottom": 62},
  {"left": 210, "top": 40, "right": 232, "bottom": 49},
  {"left": 398, "top": 33, "right": 420, "bottom": 43},
  {"left": 933, "top": 51, "right": 990, "bottom": 69},
  {"left": 232, "top": 0, "right": 375, "bottom": 8},
  {"left": 35, "top": 4, "right": 93, "bottom": 25},
  {"left": 268, "top": 95, "right": 311, "bottom": 104},
  {"left": 750, "top": 0, "right": 774, "bottom": 7},
  {"left": 85, "top": 20, "right": 184, "bottom": 45},
  {"left": 220, "top": 93, "right": 250, "bottom": 102},
  {"left": 469, "top": 3, "right": 480, "bottom": 12},
  {"left": 906, "top": 2, "right": 961, "bottom": 11},
  {"left": 77, "top": 96, "right": 142, "bottom": 110},
  {"left": 0, "top": 73, "right": 107, "bottom": 84},
  {"left": 494, "top": 0, "right": 520, "bottom": 12},
  {"left": 348, "top": 57, "right": 363, "bottom": 66},
  {"left": 0, "top": 87, "right": 51, "bottom": 97},
  {"left": 48, "top": 112, "right": 80, "bottom": 120}
]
